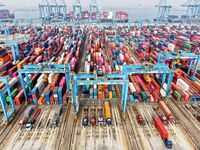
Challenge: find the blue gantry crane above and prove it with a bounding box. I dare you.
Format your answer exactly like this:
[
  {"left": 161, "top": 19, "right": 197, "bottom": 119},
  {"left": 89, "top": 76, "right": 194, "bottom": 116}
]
[
  {"left": 0, "top": 42, "right": 19, "bottom": 64},
  {"left": 73, "top": 0, "right": 82, "bottom": 21},
  {"left": 18, "top": 63, "right": 71, "bottom": 103},
  {"left": 122, "top": 63, "right": 174, "bottom": 97},
  {"left": 39, "top": 0, "right": 51, "bottom": 20},
  {"left": 0, "top": 77, "right": 15, "bottom": 126},
  {"left": 182, "top": 0, "right": 200, "bottom": 17},
  {"left": 157, "top": 51, "right": 200, "bottom": 80},
  {"left": 72, "top": 73, "right": 129, "bottom": 113},
  {"left": 2, "top": 27, "right": 10, "bottom": 36},
  {"left": 155, "top": 0, "right": 172, "bottom": 19},
  {"left": 39, "top": 0, "right": 67, "bottom": 21},
  {"left": 90, "top": 0, "right": 99, "bottom": 20}
]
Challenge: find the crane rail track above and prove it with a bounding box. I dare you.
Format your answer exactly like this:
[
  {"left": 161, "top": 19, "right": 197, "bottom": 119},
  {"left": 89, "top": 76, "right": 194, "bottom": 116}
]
[{"left": 169, "top": 99, "right": 200, "bottom": 149}]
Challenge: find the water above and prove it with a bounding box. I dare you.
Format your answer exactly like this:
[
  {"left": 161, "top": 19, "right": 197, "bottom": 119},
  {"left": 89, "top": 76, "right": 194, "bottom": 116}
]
[{"left": 14, "top": 9, "right": 186, "bottom": 21}]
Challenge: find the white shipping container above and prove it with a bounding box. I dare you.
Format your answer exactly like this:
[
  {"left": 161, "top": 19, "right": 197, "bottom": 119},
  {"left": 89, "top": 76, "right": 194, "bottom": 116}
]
[
  {"left": 129, "top": 83, "right": 136, "bottom": 93},
  {"left": 176, "top": 78, "right": 189, "bottom": 92},
  {"left": 48, "top": 74, "right": 54, "bottom": 83},
  {"left": 0, "top": 62, "right": 3, "bottom": 70},
  {"left": 36, "top": 81, "right": 45, "bottom": 94},
  {"left": 24, "top": 74, "right": 32, "bottom": 82},
  {"left": 38, "top": 74, "right": 45, "bottom": 82},
  {"left": 84, "top": 61, "right": 88, "bottom": 72},
  {"left": 115, "top": 64, "right": 120, "bottom": 72},
  {"left": 9, "top": 77, "right": 18, "bottom": 87},
  {"left": 160, "top": 83, "right": 167, "bottom": 97},
  {"left": 150, "top": 94, "right": 154, "bottom": 102},
  {"left": 168, "top": 43, "right": 175, "bottom": 51},
  {"left": 88, "top": 54, "right": 91, "bottom": 62},
  {"left": 86, "top": 64, "right": 90, "bottom": 74}
]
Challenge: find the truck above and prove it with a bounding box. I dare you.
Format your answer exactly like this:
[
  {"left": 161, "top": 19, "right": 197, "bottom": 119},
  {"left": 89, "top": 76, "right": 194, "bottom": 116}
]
[
  {"left": 159, "top": 101, "right": 174, "bottom": 123},
  {"left": 153, "top": 106, "right": 168, "bottom": 125},
  {"left": 133, "top": 105, "right": 145, "bottom": 125},
  {"left": 154, "top": 116, "right": 173, "bottom": 149},
  {"left": 82, "top": 106, "right": 89, "bottom": 126}
]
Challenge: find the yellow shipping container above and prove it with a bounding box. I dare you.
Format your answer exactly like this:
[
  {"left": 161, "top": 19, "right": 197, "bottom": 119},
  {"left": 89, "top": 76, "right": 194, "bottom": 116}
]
[{"left": 109, "top": 91, "right": 112, "bottom": 99}]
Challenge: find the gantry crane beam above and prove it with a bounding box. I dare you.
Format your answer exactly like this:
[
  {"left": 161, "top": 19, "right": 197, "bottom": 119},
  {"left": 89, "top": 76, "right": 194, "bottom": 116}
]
[
  {"left": 73, "top": 0, "right": 82, "bottom": 20},
  {"left": 122, "top": 63, "right": 174, "bottom": 97},
  {"left": 18, "top": 64, "right": 71, "bottom": 103},
  {"left": 182, "top": 0, "right": 200, "bottom": 16},
  {"left": 0, "top": 43, "right": 19, "bottom": 64},
  {"left": 72, "top": 73, "right": 129, "bottom": 113},
  {"left": 0, "top": 77, "right": 15, "bottom": 126},
  {"left": 90, "top": 0, "right": 99, "bottom": 20},
  {"left": 155, "top": 0, "right": 172, "bottom": 18},
  {"left": 158, "top": 51, "right": 200, "bottom": 80}
]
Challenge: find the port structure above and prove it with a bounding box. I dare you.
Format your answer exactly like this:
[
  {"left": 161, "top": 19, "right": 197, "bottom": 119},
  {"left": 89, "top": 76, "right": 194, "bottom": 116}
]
[
  {"left": 0, "top": 43, "right": 19, "bottom": 64},
  {"left": 155, "top": 0, "right": 172, "bottom": 19},
  {"left": 122, "top": 63, "right": 173, "bottom": 97},
  {"left": 18, "top": 63, "right": 71, "bottom": 102},
  {"left": 39, "top": 0, "right": 67, "bottom": 21},
  {"left": 90, "top": 0, "right": 99, "bottom": 21},
  {"left": 71, "top": 73, "right": 129, "bottom": 113},
  {"left": 0, "top": 77, "right": 15, "bottom": 125},
  {"left": 127, "top": 19, "right": 151, "bottom": 28},
  {"left": 181, "top": 0, "right": 200, "bottom": 17},
  {"left": 157, "top": 51, "right": 200, "bottom": 80},
  {"left": 73, "top": 0, "right": 82, "bottom": 21},
  {"left": 1, "top": 27, "right": 10, "bottom": 36}
]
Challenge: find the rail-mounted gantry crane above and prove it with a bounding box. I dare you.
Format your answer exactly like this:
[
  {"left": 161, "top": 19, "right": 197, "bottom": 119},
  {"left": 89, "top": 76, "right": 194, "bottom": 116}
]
[
  {"left": 90, "top": 0, "right": 99, "bottom": 20},
  {"left": 155, "top": 0, "right": 172, "bottom": 19},
  {"left": 0, "top": 77, "right": 16, "bottom": 126},
  {"left": 18, "top": 63, "right": 71, "bottom": 104},
  {"left": 181, "top": 0, "right": 200, "bottom": 17},
  {"left": 39, "top": 0, "right": 67, "bottom": 21},
  {"left": 73, "top": 0, "right": 82, "bottom": 21}
]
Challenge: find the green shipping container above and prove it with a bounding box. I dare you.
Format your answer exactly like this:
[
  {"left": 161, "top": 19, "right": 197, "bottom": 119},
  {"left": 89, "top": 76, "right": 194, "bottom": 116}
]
[
  {"left": 112, "top": 91, "right": 117, "bottom": 98},
  {"left": 140, "top": 91, "right": 147, "bottom": 101},
  {"left": 173, "top": 90, "right": 181, "bottom": 98},
  {"left": 6, "top": 89, "right": 19, "bottom": 102},
  {"left": 149, "top": 56, "right": 154, "bottom": 62},
  {"left": 183, "top": 43, "right": 191, "bottom": 49}
]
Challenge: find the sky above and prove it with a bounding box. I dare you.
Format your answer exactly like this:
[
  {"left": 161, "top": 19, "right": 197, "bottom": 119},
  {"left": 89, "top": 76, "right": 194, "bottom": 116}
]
[{"left": 1, "top": 0, "right": 186, "bottom": 10}]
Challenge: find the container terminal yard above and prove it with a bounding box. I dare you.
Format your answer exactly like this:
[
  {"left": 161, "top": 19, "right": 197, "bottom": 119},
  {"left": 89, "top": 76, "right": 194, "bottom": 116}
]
[{"left": 0, "top": 0, "right": 200, "bottom": 150}]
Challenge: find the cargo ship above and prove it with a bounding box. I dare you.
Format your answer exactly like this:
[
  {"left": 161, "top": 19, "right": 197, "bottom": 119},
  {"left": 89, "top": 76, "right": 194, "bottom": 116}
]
[
  {"left": 67, "top": 10, "right": 129, "bottom": 22},
  {"left": 0, "top": 2, "right": 14, "bottom": 20},
  {"left": 99, "top": 10, "right": 129, "bottom": 23}
]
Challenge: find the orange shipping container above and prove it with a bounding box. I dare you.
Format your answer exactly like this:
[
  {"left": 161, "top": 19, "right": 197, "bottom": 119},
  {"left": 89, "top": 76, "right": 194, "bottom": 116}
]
[
  {"left": 98, "top": 91, "right": 104, "bottom": 99},
  {"left": 104, "top": 101, "right": 111, "bottom": 119},
  {"left": 0, "top": 82, "right": 5, "bottom": 89},
  {"left": 17, "top": 56, "right": 31, "bottom": 69},
  {"left": 35, "top": 48, "right": 43, "bottom": 55},
  {"left": 0, "top": 55, "right": 10, "bottom": 63},
  {"left": 38, "top": 96, "right": 45, "bottom": 105},
  {"left": 159, "top": 101, "right": 172, "bottom": 117},
  {"left": 193, "top": 81, "right": 200, "bottom": 91}
]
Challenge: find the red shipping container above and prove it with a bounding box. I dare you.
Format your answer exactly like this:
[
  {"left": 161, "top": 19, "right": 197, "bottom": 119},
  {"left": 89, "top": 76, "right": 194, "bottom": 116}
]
[
  {"left": 14, "top": 90, "right": 24, "bottom": 105},
  {"left": 154, "top": 116, "right": 169, "bottom": 139}
]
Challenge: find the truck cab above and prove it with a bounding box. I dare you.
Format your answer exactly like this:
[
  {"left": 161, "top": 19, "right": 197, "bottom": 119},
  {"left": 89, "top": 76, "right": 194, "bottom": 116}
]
[
  {"left": 82, "top": 117, "right": 89, "bottom": 126},
  {"left": 168, "top": 115, "right": 174, "bottom": 123},
  {"left": 161, "top": 116, "right": 168, "bottom": 125},
  {"left": 137, "top": 115, "right": 144, "bottom": 125},
  {"left": 164, "top": 139, "right": 173, "bottom": 149}
]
